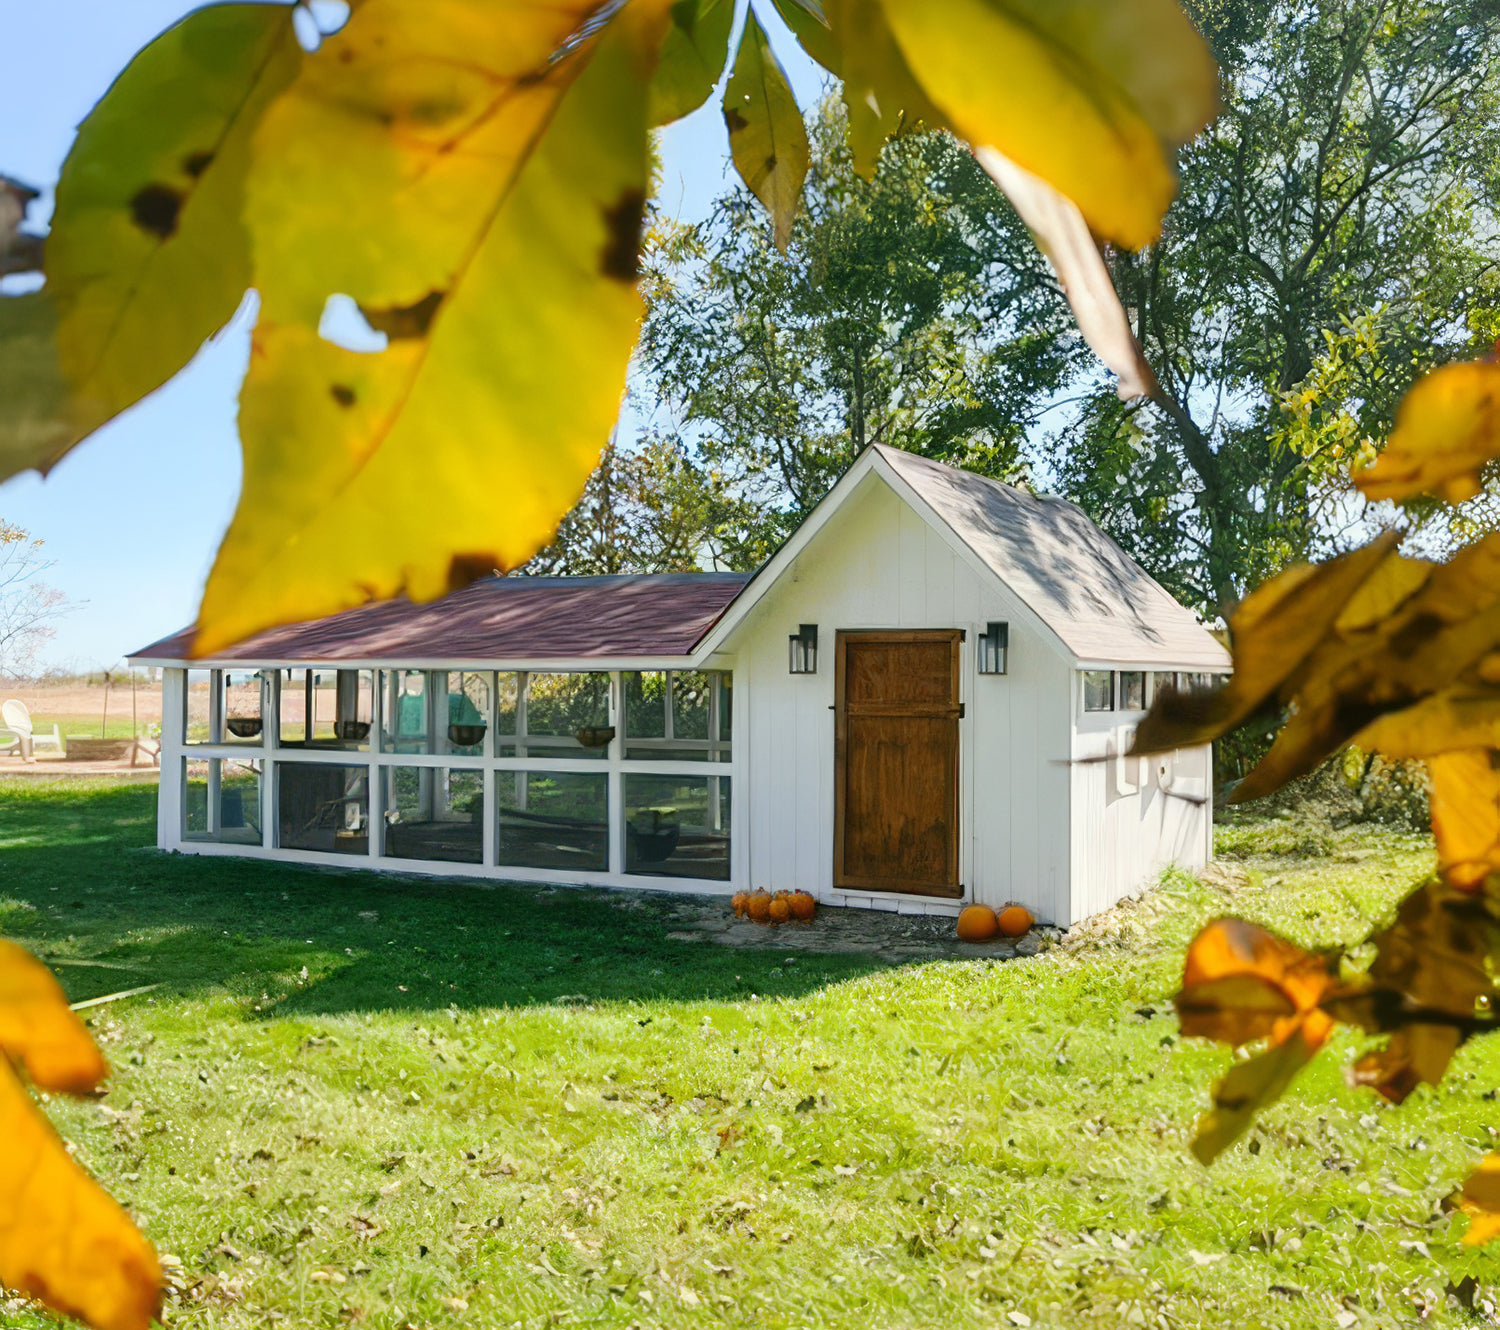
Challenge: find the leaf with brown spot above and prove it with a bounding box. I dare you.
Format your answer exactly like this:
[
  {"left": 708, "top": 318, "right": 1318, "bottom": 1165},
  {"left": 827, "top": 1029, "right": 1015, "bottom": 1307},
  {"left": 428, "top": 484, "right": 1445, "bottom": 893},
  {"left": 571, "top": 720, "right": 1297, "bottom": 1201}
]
[
  {"left": 722, "top": 11, "right": 809, "bottom": 250},
  {"left": 0, "top": 943, "right": 162, "bottom": 1330},
  {"left": 195, "top": 0, "right": 674, "bottom": 653},
  {"left": 1349, "top": 1026, "right": 1462, "bottom": 1105},
  {"left": 360, "top": 291, "right": 444, "bottom": 340},
  {"left": 1333, "top": 880, "right": 1500, "bottom": 1098},
  {"left": 6, "top": 3, "right": 303, "bottom": 482},
  {"left": 1353, "top": 361, "right": 1500, "bottom": 505}
]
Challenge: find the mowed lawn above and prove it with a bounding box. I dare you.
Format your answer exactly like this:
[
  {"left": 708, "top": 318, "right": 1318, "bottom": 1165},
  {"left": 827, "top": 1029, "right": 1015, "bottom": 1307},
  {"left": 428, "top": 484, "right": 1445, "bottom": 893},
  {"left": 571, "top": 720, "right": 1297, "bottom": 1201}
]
[{"left": 3, "top": 779, "right": 1499, "bottom": 1328}]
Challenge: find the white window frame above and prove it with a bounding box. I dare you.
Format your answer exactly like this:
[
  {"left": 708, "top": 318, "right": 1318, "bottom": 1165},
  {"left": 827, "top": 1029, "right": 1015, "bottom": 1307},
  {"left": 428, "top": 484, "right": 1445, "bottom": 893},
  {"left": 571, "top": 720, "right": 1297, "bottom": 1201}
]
[{"left": 158, "top": 664, "right": 739, "bottom": 893}]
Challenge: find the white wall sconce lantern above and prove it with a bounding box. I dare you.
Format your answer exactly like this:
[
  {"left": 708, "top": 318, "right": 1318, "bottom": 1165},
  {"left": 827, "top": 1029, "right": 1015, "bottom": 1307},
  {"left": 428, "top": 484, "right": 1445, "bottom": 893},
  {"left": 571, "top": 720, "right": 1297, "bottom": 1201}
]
[
  {"left": 788, "top": 623, "right": 819, "bottom": 674},
  {"left": 978, "top": 621, "right": 1009, "bottom": 675}
]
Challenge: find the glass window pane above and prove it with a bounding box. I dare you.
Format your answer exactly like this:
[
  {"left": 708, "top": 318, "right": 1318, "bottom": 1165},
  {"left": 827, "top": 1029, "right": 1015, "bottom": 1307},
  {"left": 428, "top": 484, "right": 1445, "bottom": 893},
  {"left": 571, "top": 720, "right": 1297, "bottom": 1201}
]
[
  {"left": 624, "top": 774, "right": 730, "bottom": 880},
  {"left": 1119, "top": 671, "right": 1146, "bottom": 711},
  {"left": 495, "top": 673, "right": 519, "bottom": 744},
  {"left": 497, "top": 772, "right": 607, "bottom": 872},
  {"left": 222, "top": 671, "right": 266, "bottom": 743},
  {"left": 277, "top": 763, "right": 369, "bottom": 854},
  {"left": 185, "top": 669, "right": 214, "bottom": 744},
  {"left": 184, "top": 759, "right": 209, "bottom": 836},
  {"left": 380, "top": 669, "right": 431, "bottom": 753},
  {"left": 439, "top": 671, "right": 490, "bottom": 755},
  {"left": 184, "top": 758, "right": 262, "bottom": 844},
  {"left": 503, "top": 672, "right": 610, "bottom": 758},
  {"left": 623, "top": 671, "right": 667, "bottom": 740},
  {"left": 1083, "top": 670, "right": 1113, "bottom": 712},
  {"left": 624, "top": 670, "right": 731, "bottom": 761},
  {"left": 382, "top": 766, "right": 483, "bottom": 864},
  {"left": 279, "top": 669, "right": 371, "bottom": 750}
]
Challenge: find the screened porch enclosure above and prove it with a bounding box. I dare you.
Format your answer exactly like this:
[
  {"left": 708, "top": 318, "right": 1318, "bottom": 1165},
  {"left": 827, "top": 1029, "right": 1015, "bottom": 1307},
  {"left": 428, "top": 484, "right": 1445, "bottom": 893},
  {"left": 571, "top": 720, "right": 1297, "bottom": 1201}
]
[{"left": 171, "top": 666, "right": 734, "bottom": 885}]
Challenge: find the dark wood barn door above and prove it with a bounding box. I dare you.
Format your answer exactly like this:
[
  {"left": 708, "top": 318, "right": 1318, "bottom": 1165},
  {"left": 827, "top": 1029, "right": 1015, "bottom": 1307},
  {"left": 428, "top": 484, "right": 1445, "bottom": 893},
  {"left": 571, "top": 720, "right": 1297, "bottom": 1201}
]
[{"left": 834, "top": 630, "right": 962, "bottom": 897}]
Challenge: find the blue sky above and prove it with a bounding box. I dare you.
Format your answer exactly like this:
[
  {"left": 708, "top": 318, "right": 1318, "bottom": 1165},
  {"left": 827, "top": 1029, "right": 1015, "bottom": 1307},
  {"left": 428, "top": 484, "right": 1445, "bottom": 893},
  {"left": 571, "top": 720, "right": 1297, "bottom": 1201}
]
[{"left": 0, "top": 1, "right": 824, "bottom": 670}]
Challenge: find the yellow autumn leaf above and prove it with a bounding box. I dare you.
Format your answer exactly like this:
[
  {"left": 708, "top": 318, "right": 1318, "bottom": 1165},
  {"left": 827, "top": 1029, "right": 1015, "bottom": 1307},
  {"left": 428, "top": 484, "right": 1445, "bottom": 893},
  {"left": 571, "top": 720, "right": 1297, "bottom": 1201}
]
[
  {"left": 881, "top": 0, "right": 1219, "bottom": 251},
  {"left": 1132, "top": 534, "right": 1401, "bottom": 756},
  {"left": 1354, "top": 684, "right": 1500, "bottom": 760},
  {"left": 975, "top": 150, "right": 1158, "bottom": 400},
  {"left": 0, "top": 943, "right": 162, "bottom": 1330},
  {"left": 1191, "top": 1021, "right": 1325, "bottom": 1164},
  {"left": 1231, "top": 536, "right": 1500, "bottom": 803},
  {"left": 723, "top": 11, "right": 810, "bottom": 250},
  {"left": 819, "top": 0, "right": 947, "bottom": 178},
  {"left": 193, "top": 0, "right": 671, "bottom": 655},
  {"left": 1428, "top": 749, "right": 1500, "bottom": 890},
  {"left": 0, "top": 941, "right": 106, "bottom": 1093},
  {"left": 1455, "top": 1154, "right": 1500, "bottom": 1246},
  {"left": 1353, "top": 360, "right": 1500, "bottom": 505},
  {"left": 1, "top": 2, "right": 301, "bottom": 482}
]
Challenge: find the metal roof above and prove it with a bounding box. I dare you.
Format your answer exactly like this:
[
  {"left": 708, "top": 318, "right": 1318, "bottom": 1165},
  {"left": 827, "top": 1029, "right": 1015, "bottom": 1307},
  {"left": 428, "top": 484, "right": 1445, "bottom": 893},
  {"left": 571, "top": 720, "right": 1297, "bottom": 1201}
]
[
  {"left": 876, "top": 446, "right": 1231, "bottom": 669},
  {"left": 129, "top": 571, "right": 751, "bottom": 665}
]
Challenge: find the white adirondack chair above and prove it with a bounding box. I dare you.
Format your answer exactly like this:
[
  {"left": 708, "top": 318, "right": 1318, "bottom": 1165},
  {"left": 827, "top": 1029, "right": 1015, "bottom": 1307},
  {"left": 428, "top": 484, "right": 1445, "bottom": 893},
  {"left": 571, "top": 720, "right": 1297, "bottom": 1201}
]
[{"left": 1, "top": 699, "right": 63, "bottom": 759}]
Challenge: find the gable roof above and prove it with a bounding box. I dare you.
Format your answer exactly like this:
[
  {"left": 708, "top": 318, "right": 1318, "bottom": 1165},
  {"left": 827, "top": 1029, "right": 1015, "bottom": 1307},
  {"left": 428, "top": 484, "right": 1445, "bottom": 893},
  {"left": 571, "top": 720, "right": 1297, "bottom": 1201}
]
[
  {"left": 699, "top": 445, "right": 1230, "bottom": 670},
  {"left": 879, "top": 448, "right": 1230, "bottom": 668},
  {"left": 130, "top": 447, "right": 1228, "bottom": 672},
  {"left": 129, "top": 572, "right": 750, "bottom": 666}
]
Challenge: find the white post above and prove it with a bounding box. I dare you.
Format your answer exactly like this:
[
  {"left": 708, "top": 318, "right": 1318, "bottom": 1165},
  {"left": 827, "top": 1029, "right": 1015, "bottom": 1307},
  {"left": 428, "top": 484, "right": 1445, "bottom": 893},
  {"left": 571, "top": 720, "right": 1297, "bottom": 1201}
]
[
  {"left": 608, "top": 671, "right": 623, "bottom": 876},
  {"left": 158, "top": 669, "right": 186, "bottom": 849}
]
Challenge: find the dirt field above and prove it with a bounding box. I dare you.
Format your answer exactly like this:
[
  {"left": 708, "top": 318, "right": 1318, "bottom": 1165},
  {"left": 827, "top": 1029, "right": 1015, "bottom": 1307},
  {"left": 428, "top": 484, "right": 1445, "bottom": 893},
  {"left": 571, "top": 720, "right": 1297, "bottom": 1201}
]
[{"left": 0, "top": 678, "right": 163, "bottom": 740}]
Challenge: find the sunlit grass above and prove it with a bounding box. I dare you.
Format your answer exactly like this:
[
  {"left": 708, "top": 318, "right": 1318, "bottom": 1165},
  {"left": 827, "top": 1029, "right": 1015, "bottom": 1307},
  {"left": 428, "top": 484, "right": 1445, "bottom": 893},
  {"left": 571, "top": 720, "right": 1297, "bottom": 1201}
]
[{"left": 2, "top": 777, "right": 1497, "bottom": 1327}]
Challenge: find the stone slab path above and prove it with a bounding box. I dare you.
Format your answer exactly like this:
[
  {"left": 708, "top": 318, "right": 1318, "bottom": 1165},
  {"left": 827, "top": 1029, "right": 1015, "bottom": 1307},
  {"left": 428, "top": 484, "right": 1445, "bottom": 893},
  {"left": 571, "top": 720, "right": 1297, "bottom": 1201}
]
[{"left": 615, "top": 890, "right": 1060, "bottom": 963}]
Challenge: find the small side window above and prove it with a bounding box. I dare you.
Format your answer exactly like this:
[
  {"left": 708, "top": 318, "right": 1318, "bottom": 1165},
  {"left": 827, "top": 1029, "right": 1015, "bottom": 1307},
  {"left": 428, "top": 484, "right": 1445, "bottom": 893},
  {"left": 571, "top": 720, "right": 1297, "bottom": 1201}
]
[
  {"left": 1119, "top": 671, "right": 1146, "bottom": 711},
  {"left": 1083, "top": 670, "right": 1114, "bottom": 712}
]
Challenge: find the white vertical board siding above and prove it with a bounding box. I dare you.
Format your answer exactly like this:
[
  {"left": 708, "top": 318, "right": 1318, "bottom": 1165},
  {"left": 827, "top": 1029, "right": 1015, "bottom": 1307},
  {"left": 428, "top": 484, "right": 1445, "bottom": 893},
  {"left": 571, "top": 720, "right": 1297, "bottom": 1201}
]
[
  {"left": 1069, "top": 692, "right": 1212, "bottom": 923},
  {"left": 730, "top": 474, "right": 1074, "bottom": 923}
]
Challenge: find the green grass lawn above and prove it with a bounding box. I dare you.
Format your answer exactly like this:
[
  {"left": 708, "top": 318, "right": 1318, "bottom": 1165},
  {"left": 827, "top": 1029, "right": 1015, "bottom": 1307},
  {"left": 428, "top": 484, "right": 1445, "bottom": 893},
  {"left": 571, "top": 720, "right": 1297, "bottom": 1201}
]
[{"left": 3, "top": 779, "right": 1499, "bottom": 1327}]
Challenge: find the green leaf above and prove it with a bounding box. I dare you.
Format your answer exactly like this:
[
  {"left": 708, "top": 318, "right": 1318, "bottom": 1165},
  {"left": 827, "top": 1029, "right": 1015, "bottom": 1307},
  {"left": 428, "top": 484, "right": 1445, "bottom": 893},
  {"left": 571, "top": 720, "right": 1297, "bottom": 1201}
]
[
  {"left": 194, "top": 0, "right": 670, "bottom": 654},
  {"left": 723, "top": 11, "right": 809, "bottom": 250},
  {"left": 0, "top": 293, "right": 77, "bottom": 479},
  {"left": 770, "top": 0, "right": 840, "bottom": 76},
  {"left": 650, "top": 0, "right": 736, "bottom": 126},
  {"left": 822, "top": 0, "right": 947, "bottom": 178},
  {"left": 23, "top": 2, "right": 301, "bottom": 482}
]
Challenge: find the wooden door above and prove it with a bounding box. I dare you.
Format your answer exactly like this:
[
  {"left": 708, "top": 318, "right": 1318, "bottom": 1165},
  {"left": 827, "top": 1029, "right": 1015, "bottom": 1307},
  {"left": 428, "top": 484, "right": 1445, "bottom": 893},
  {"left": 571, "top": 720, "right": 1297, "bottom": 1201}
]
[{"left": 834, "top": 630, "right": 962, "bottom": 897}]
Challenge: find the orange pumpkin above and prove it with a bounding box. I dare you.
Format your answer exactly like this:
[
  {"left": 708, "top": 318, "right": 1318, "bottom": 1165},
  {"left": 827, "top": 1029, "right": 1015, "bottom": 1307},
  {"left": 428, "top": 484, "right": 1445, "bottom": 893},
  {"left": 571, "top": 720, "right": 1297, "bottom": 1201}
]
[
  {"left": 997, "top": 904, "right": 1034, "bottom": 938},
  {"left": 768, "top": 897, "right": 791, "bottom": 925},
  {"left": 731, "top": 891, "right": 749, "bottom": 917},
  {"left": 746, "top": 892, "right": 772, "bottom": 923},
  {"left": 955, "top": 905, "right": 999, "bottom": 942},
  {"left": 789, "top": 891, "right": 816, "bottom": 921}
]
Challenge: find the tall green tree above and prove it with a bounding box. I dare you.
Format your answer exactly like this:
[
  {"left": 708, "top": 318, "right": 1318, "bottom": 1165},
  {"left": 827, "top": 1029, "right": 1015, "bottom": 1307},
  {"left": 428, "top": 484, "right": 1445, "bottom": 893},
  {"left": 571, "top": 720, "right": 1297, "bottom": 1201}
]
[
  {"left": 523, "top": 433, "right": 746, "bottom": 576},
  {"left": 638, "top": 97, "right": 1076, "bottom": 564},
  {"left": 1058, "top": 0, "right": 1500, "bottom": 613}
]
